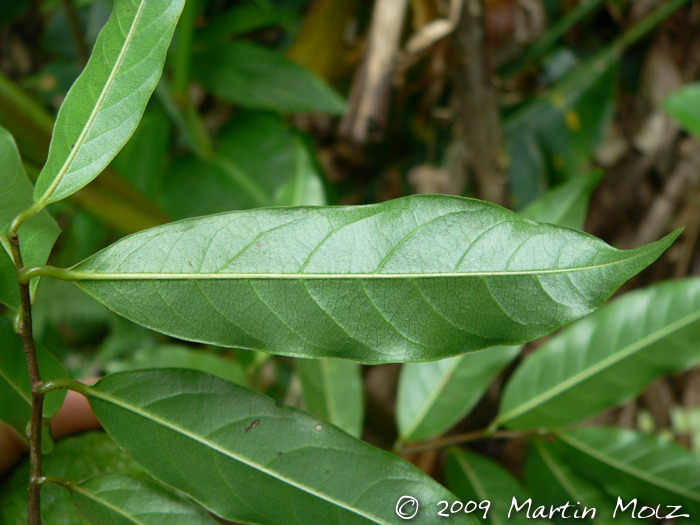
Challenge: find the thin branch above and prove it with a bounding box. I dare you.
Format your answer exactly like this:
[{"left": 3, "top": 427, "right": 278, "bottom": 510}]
[
  {"left": 61, "top": 0, "right": 90, "bottom": 65},
  {"left": 10, "top": 232, "right": 43, "bottom": 525},
  {"left": 400, "top": 428, "right": 537, "bottom": 455}
]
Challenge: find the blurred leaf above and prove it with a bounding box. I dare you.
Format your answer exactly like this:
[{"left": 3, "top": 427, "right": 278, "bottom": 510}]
[
  {"left": 505, "top": 58, "right": 616, "bottom": 209},
  {"left": 65, "top": 196, "right": 679, "bottom": 364},
  {"left": 111, "top": 105, "right": 170, "bottom": 200},
  {"left": 665, "top": 83, "right": 700, "bottom": 139},
  {"left": 296, "top": 358, "right": 364, "bottom": 437},
  {"left": 519, "top": 170, "right": 604, "bottom": 230},
  {"left": 525, "top": 440, "right": 638, "bottom": 525},
  {"left": 34, "top": 0, "right": 185, "bottom": 206},
  {"left": 497, "top": 277, "right": 700, "bottom": 429},
  {"left": 556, "top": 427, "right": 700, "bottom": 518},
  {"left": 445, "top": 448, "right": 547, "bottom": 525},
  {"left": 83, "top": 369, "right": 480, "bottom": 524},
  {"left": 162, "top": 111, "right": 324, "bottom": 218},
  {"left": 397, "top": 346, "right": 520, "bottom": 443},
  {"left": 196, "top": 2, "right": 297, "bottom": 45},
  {"left": 105, "top": 344, "right": 247, "bottom": 386},
  {"left": 192, "top": 41, "right": 346, "bottom": 114},
  {"left": 0, "top": 0, "right": 29, "bottom": 25},
  {"left": 0, "top": 432, "right": 146, "bottom": 525},
  {"left": 0, "top": 126, "right": 60, "bottom": 308},
  {"left": 67, "top": 473, "right": 218, "bottom": 525},
  {"left": 0, "top": 316, "right": 67, "bottom": 445}
]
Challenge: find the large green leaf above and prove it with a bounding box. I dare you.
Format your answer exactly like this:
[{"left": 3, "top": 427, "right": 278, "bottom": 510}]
[
  {"left": 59, "top": 195, "right": 678, "bottom": 364},
  {"left": 66, "top": 473, "right": 218, "bottom": 525},
  {"left": 445, "top": 448, "right": 547, "bottom": 525},
  {"left": 162, "top": 111, "right": 324, "bottom": 218},
  {"left": 0, "top": 432, "right": 146, "bottom": 525},
  {"left": 0, "top": 317, "right": 67, "bottom": 443},
  {"left": 0, "top": 126, "right": 60, "bottom": 308},
  {"left": 519, "top": 170, "right": 603, "bottom": 230},
  {"left": 555, "top": 427, "right": 700, "bottom": 519},
  {"left": 397, "top": 346, "right": 520, "bottom": 442},
  {"left": 296, "top": 358, "right": 364, "bottom": 437},
  {"left": 33, "top": 0, "right": 185, "bottom": 207},
  {"left": 191, "top": 41, "right": 345, "bottom": 114},
  {"left": 525, "top": 440, "right": 637, "bottom": 525},
  {"left": 496, "top": 277, "right": 700, "bottom": 429},
  {"left": 78, "top": 369, "right": 479, "bottom": 524},
  {"left": 665, "top": 83, "right": 700, "bottom": 139}
]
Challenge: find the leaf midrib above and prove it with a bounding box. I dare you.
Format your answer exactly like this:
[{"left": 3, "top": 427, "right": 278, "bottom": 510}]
[
  {"left": 497, "top": 307, "right": 700, "bottom": 426},
  {"left": 87, "top": 387, "right": 391, "bottom": 524},
  {"left": 70, "top": 483, "right": 148, "bottom": 525},
  {"left": 36, "top": 0, "right": 148, "bottom": 206},
  {"left": 556, "top": 431, "right": 700, "bottom": 503}
]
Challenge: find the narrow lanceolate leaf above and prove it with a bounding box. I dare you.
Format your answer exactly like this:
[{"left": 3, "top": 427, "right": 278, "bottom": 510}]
[
  {"left": 61, "top": 195, "right": 679, "bottom": 364},
  {"left": 445, "top": 448, "right": 546, "bottom": 525},
  {"left": 397, "top": 346, "right": 520, "bottom": 442},
  {"left": 0, "top": 126, "right": 60, "bottom": 308},
  {"left": 0, "top": 317, "right": 67, "bottom": 441},
  {"left": 66, "top": 474, "right": 218, "bottom": 525},
  {"left": 296, "top": 358, "right": 364, "bottom": 437},
  {"left": 496, "top": 277, "right": 700, "bottom": 429},
  {"left": 519, "top": 170, "right": 604, "bottom": 230},
  {"left": 525, "top": 440, "right": 637, "bottom": 525},
  {"left": 33, "top": 0, "right": 185, "bottom": 207},
  {"left": 79, "top": 369, "right": 480, "bottom": 524},
  {"left": 555, "top": 427, "right": 700, "bottom": 518}
]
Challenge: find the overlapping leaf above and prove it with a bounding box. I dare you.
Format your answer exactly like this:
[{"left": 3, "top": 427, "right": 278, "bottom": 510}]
[
  {"left": 80, "top": 369, "right": 480, "bottom": 524},
  {"left": 33, "top": 0, "right": 185, "bottom": 206},
  {"left": 525, "top": 440, "right": 637, "bottom": 525},
  {"left": 59, "top": 195, "right": 678, "bottom": 364},
  {"left": 555, "top": 427, "right": 700, "bottom": 518},
  {"left": 497, "top": 277, "right": 700, "bottom": 429},
  {"left": 0, "top": 127, "right": 60, "bottom": 308},
  {"left": 66, "top": 474, "right": 217, "bottom": 525}
]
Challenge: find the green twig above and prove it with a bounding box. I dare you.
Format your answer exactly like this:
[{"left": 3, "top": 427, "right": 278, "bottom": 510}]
[{"left": 172, "top": 0, "right": 198, "bottom": 102}]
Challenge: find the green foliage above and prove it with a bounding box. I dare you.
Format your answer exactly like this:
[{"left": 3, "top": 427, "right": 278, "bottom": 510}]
[
  {"left": 33, "top": 0, "right": 185, "bottom": 206},
  {"left": 81, "top": 369, "right": 479, "bottom": 524},
  {"left": 64, "top": 195, "right": 676, "bottom": 363},
  {"left": 665, "top": 83, "right": 700, "bottom": 139}
]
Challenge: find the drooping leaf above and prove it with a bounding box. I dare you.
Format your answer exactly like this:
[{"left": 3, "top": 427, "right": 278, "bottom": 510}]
[
  {"left": 191, "top": 41, "right": 346, "bottom": 114},
  {"left": 445, "top": 448, "right": 547, "bottom": 525},
  {"left": 0, "top": 432, "right": 146, "bottom": 525},
  {"left": 61, "top": 195, "right": 679, "bottom": 364},
  {"left": 0, "top": 126, "right": 60, "bottom": 308},
  {"left": 79, "top": 369, "right": 480, "bottom": 524},
  {"left": 33, "top": 0, "right": 185, "bottom": 207},
  {"left": 196, "top": 3, "right": 297, "bottom": 45},
  {"left": 0, "top": 317, "right": 67, "bottom": 443},
  {"left": 519, "top": 170, "right": 603, "bottom": 230},
  {"left": 397, "top": 346, "right": 520, "bottom": 442},
  {"left": 105, "top": 344, "right": 247, "bottom": 386},
  {"left": 66, "top": 473, "right": 218, "bottom": 525},
  {"left": 665, "top": 83, "right": 700, "bottom": 139},
  {"left": 296, "top": 358, "right": 364, "bottom": 437},
  {"left": 496, "top": 277, "right": 700, "bottom": 429},
  {"left": 162, "top": 111, "right": 324, "bottom": 218},
  {"left": 555, "top": 427, "right": 700, "bottom": 518},
  {"left": 525, "top": 440, "right": 637, "bottom": 525}
]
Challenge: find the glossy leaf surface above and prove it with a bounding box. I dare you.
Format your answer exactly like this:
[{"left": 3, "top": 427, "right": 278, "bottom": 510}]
[
  {"left": 192, "top": 41, "right": 345, "bottom": 114},
  {"left": 33, "top": 0, "right": 185, "bottom": 206},
  {"left": 497, "top": 278, "right": 700, "bottom": 429},
  {"left": 66, "top": 195, "right": 678, "bottom": 364},
  {"left": 556, "top": 427, "right": 700, "bottom": 517},
  {"left": 0, "top": 432, "right": 145, "bottom": 525},
  {"left": 82, "top": 369, "right": 479, "bottom": 524},
  {"left": 0, "top": 126, "right": 60, "bottom": 308},
  {"left": 296, "top": 358, "right": 364, "bottom": 437},
  {"left": 397, "top": 346, "right": 520, "bottom": 442},
  {"left": 525, "top": 440, "right": 636, "bottom": 525},
  {"left": 0, "top": 317, "right": 66, "bottom": 441},
  {"left": 445, "top": 448, "right": 545, "bottom": 525},
  {"left": 519, "top": 170, "right": 603, "bottom": 230},
  {"left": 68, "top": 474, "right": 217, "bottom": 525}
]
